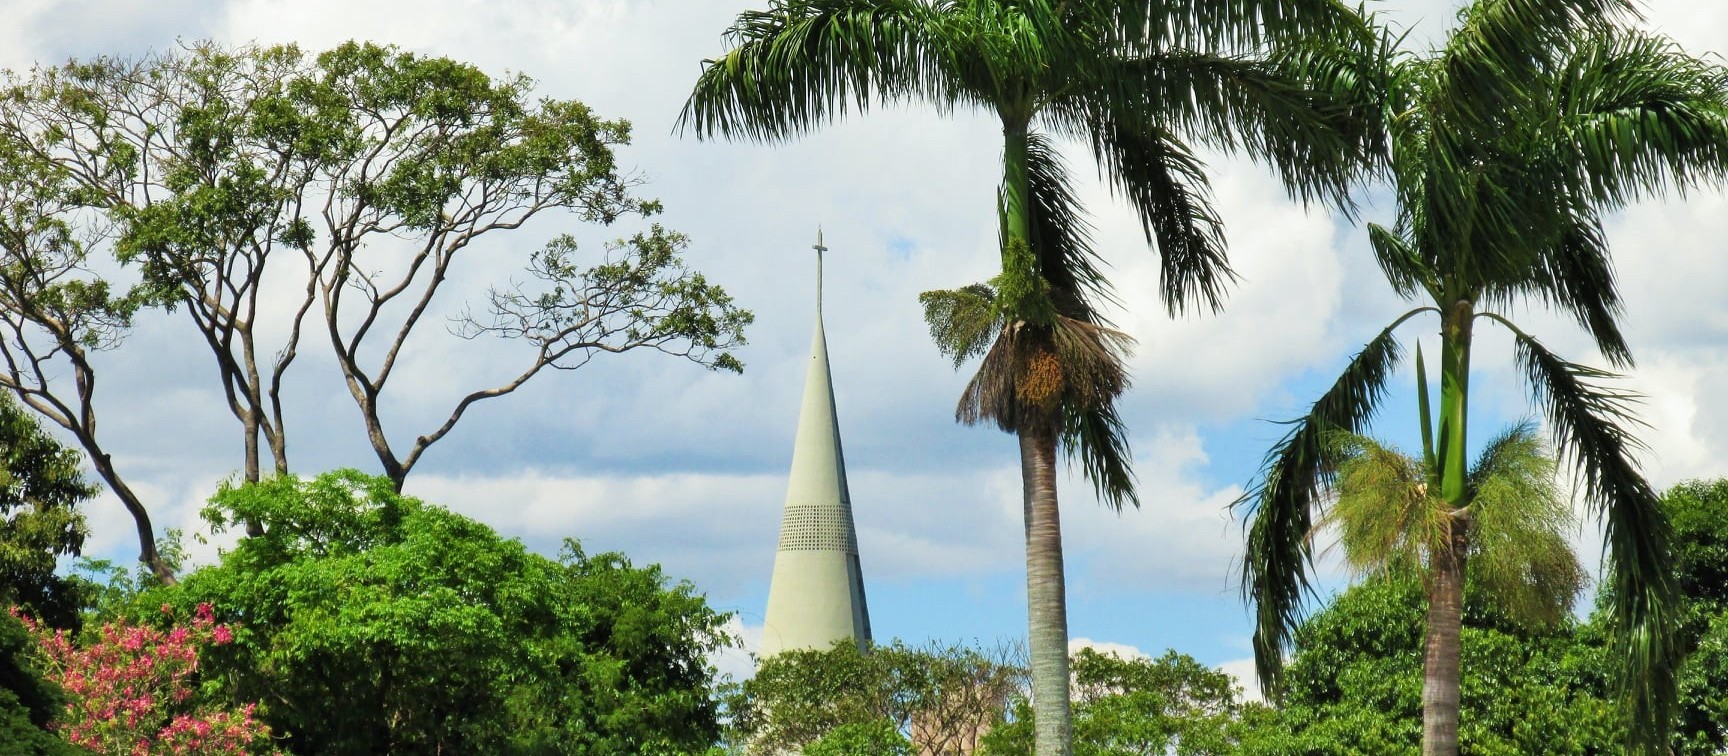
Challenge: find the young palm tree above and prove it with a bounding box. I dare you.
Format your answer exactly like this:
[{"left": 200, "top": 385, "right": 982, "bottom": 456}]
[
  {"left": 1240, "top": 1, "right": 1728, "bottom": 753},
  {"left": 1319, "top": 421, "right": 1588, "bottom": 730},
  {"left": 682, "top": 2, "right": 1372, "bottom": 752}
]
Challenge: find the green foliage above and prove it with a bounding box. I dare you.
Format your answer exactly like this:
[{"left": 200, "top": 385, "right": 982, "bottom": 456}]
[
  {"left": 1318, "top": 424, "right": 1585, "bottom": 628},
  {"left": 1267, "top": 576, "right": 1625, "bottom": 755},
  {"left": 0, "top": 393, "right": 97, "bottom": 630},
  {"left": 1662, "top": 479, "right": 1728, "bottom": 612},
  {"left": 804, "top": 720, "right": 913, "bottom": 756},
  {"left": 137, "top": 470, "right": 730, "bottom": 755},
  {"left": 1663, "top": 479, "right": 1728, "bottom": 754},
  {"left": 984, "top": 649, "right": 1246, "bottom": 755},
  {"left": 732, "top": 640, "right": 1020, "bottom": 755},
  {"left": 0, "top": 611, "right": 77, "bottom": 755}
]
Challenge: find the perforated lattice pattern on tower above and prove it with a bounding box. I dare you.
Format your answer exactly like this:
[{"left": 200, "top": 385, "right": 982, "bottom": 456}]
[{"left": 776, "top": 504, "right": 859, "bottom": 554}]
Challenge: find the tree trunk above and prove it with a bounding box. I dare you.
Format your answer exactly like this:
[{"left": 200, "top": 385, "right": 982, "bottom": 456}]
[
  {"left": 1424, "top": 298, "right": 1475, "bottom": 755},
  {"left": 1021, "top": 425, "right": 1071, "bottom": 756},
  {"left": 1422, "top": 519, "right": 1470, "bottom": 755},
  {"left": 88, "top": 447, "right": 176, "bottom": 585}
]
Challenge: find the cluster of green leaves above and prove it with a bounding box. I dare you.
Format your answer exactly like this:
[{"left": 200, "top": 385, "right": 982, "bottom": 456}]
[
  {"left": 985, "top": 648, "right": 1253, "bottom": 755},
  {"left": 121, "top": 470, "right": 731, "bottom": 755},
  {"left": 0, "top": 393, "right": 96, "bottom": 631},
  {"left": 0, "top": 611, "right": 78, "bottom": 756},
  {"left": 1252, "top": 575, "right": 1624, "bottom": 755},
  {"left": 726, "top": 639, "right": 1022, "bottom": 754}
]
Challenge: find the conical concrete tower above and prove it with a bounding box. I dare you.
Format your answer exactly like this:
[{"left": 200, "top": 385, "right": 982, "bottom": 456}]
[{"left": 759, "top": 229, "right": 872, "bottom": 658}]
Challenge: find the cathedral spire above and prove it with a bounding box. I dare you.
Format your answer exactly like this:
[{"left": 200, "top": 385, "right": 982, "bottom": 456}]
[{"left": 759, "top": 229, "right": 872, "bottom": 658}]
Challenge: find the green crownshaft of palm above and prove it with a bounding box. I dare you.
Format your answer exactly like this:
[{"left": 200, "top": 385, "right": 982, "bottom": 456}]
[
  {"left": 681, "top": 1, "right": 1371, "bottom": 753},
  {"left": 1239, "top": 0, "right": 1728, "bottom": 751}
]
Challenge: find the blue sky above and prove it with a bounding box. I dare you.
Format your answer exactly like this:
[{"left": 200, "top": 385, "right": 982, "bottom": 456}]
[{"left": 3, "top": 0, "right": 1726, "bottom": 691}]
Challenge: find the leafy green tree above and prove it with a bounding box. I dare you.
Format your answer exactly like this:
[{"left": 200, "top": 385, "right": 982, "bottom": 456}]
[
  {"left": 0, "top": 128, "right": 168, "bottom": 582},
  {"left": 1663, "top": 479, "right": 1728, "bottom": 754},
  {"left": 985, "top": 648, "right": 1246, "bottom": 755},
  {"left": 682, "top": 3, "right": 1371, "bottom": 751},
  {"left": 0, "top": 43, "right": 751, "bottom": 574},
  {"left": 133, "top": 470, "right": 730, "bottom": 755},
  {"left": 733, "top": 640, "right": 1021, "bottom": 754},
  {"left": 0, "top": 393, "right": 97, "bottom": 630},
  {"left": 805, "top": 720, "right": 915, "bottom": 756},
  {"left": 1244, "top": 576, "right": 1625, "bottom": 756},
  {"left": 1240, "top": 2, "right": 1728, "bottom": 751}
]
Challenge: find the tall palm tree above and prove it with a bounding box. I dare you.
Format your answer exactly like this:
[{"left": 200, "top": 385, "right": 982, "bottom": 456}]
[
  {"left": 1240, "top": 1, "right": 1728, "bottom": 753},
  {"left": 681, "top": 2, "right": 1372, "bottom": 752},
  {"left": 1318, "top": 421, "right": 1588, "bottom": 728}
]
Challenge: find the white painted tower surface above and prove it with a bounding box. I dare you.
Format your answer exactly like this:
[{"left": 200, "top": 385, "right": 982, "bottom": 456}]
[{"left": 759, "top": 229, "right": 872, "bottom": 658}]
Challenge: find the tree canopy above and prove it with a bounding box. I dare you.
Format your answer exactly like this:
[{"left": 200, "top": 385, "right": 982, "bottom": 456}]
[
  {"left": 132, "top": 470, "right": 732, "bottom": 755},
  {"left": 0, "top": 41, "right": 752, "bottom": 578}
]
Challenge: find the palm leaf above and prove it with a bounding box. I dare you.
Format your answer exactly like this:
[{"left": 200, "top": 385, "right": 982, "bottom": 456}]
[
  {"left": 1553, "top": 28, "right": 1728, "bottom": 210},
  {"left": 1466, "top": 420, "right": 1586, "bottom": 627},
  {"left": 1055, "top": 45, "right": 1370, "bottom": 211},
  {"left": 1081, "top": 114, "right": 1233, "bottom": 315},
  {"left": 919, "top": 284, "right": 1000, "bottom": 368},
  {"left": 1365, "top": 223, "right": 1432, "bottom": 301},
  {"left": 1024, "top": 132, "right": 1115, "bottom": 317},
  {"left": 1239, "top": 308, "right": 1429, "bottom": 697},
  {"left": 677, "top": 0, "right": 956, "bottom": 142},
  {"left": 1497, "top": 320, "right": 1679, "bottom": 751},
  {"left": 1319, "top": 432, "right": 1447, "bottom": 577},
  {"left": 1063, "top": 397, "right": 1138, "bottom": 512},
  {"left": 1105, "top": 0, "right": 1366, "bottom": 52},
  {"left": 1523, "top": 214, "right": 1633, "bottom": 368}
]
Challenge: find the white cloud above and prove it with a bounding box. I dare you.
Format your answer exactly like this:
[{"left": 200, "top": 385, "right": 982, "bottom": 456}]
[
  {"left": 713, "top": 616, "right": 763, "bottom": 683},
  {"left": 1217, "top": 657, "right": 1263, "bottom": 704}
]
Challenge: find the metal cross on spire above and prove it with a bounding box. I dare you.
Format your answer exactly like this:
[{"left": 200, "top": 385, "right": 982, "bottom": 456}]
[{"left": 813, "top": 226, "right": 828, "bottom": 313}]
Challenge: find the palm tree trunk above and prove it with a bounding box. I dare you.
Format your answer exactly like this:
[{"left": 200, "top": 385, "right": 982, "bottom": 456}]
[
  {"left": 1424, "top": 299, "right": 1475, "bottom": 755},
  {"left": 1423, "top": 518, "right": 1469, "bottom": 755},
  {"left": 1021, "top": 424, "right": 1072, "bottom": 756}
]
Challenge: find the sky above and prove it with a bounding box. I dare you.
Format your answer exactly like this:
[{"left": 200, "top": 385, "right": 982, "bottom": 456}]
[{"left": 2, "top": 0, "right": 1726, "bottom": 692}]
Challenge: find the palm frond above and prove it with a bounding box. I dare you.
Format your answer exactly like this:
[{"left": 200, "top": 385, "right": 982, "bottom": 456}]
[
  {"left": 1321, "top": 432, "right": 1447, "bottom": 577},
  {"left": 1053, "top": 43, "right": 1373, "bottom": 210},
  {"left": 1063, "top": 402, "right": 1138, "bottom": 512},
  {"left": 1366, "top": 222, "right": 1431, "bottom": 300},
  {"left": 1240, "top": 307, "right": 1429, "bottom": 698},
  {"left": 1082, "top": 115, "right": 1233, "bottom": 315},
  {"left": 1024, "top": 132, "right": 1115, "bottom": 317},
  {"left": 956, "top": 323, "right": 1021, "bottom": 432},
  {"left": 1554, "top": 28, "right": 1728, "bottom": 210},
  {"left": 1466, "top": 420, "right": 1586, "bottom": 627},
  {"left": 1106, "top": 0, "right": 1366, "bottom": 52},
  {"left": 677, "top": 0, "right": 955, "bottom": 142},
  {"left": 1498, "top": 321, "right": 1679, "bottom": 751},
  {"left": 1499, "top": 213, "right": 1634, "bottom": 368},
  {"left": 1435, "top": 0, "right": 1640, "bottom": 130},
  {"left": 919, "top": 284, "right": 1001, "bottom": 368}
]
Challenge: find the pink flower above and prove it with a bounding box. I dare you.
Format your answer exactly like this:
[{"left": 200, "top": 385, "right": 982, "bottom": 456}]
[{"left": 212, "top": 626, "right": 234, "bottom": 645}]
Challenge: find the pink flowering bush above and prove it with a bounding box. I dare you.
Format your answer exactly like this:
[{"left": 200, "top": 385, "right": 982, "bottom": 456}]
[{"left": 15, "top": 603, "right": 276, "bottom": 755}]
